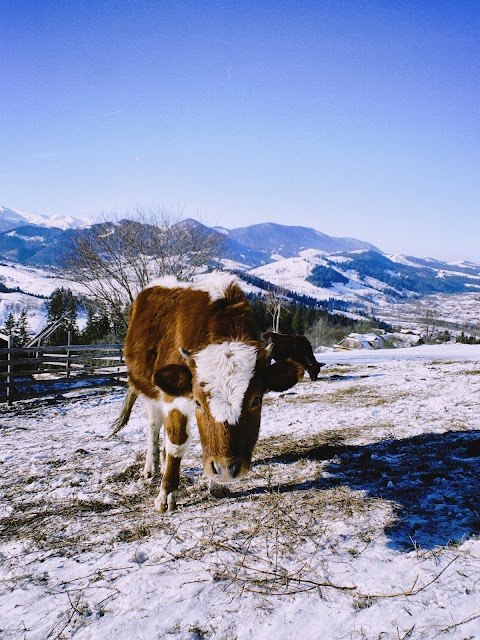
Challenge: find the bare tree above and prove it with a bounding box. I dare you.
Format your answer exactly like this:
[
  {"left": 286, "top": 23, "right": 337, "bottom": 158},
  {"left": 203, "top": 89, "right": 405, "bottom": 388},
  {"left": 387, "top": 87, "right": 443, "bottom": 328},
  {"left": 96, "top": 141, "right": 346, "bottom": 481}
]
[
  {"left": 63, "top": 204, "right": 222, "bottom": 335},
  {"left": 264, "top": 286, "right": 289, "bottom": 333},
  {"left": 421, "top": 305, "right": 439, "bottom": 344}
]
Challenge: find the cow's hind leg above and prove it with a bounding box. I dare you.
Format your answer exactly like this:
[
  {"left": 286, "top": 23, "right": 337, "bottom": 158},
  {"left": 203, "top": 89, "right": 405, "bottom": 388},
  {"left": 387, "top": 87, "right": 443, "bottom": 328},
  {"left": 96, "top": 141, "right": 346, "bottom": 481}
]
[
  {"left": 154, "top": 398, "right": 193, "bottom": 513},
  {"left": 142, "top": 397, "right": 163, "bottom": 479}
]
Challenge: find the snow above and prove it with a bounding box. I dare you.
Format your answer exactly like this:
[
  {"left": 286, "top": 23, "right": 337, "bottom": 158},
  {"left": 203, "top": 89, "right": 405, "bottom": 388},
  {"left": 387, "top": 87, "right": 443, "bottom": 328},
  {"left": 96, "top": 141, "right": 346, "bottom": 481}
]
[
  {"left": 6, "top": 230, "right": 46, "bottom": 242},
  {"left": 212, "top": 227, "right": 230, "bottom": 236},
  {"left": 0, "top": 263, "right": 88, "bottom": 334},
  {"left": 1, "top": 344, "right": 480, "bottom": 639},
  {"left": 0, "top": 263, "right": 86, "bottom": 299},
  {"left": 388, "top": 254, "right": 420, "bottom": 268},
  {"left": 249, "top": 254, "right": 391, "bottom": 306},
  {"left": 449, "top": 260, "right": 480, "bottom": 269},
  {"left": 0, "top": 205, "right": 89, "bottom": 230}
]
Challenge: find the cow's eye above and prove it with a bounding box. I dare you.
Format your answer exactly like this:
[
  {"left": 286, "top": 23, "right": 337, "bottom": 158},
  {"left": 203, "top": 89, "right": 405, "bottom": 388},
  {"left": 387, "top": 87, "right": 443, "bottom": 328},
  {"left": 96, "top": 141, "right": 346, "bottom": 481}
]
[
  {"left": 194, "top": 400, "right": 202, "bottom": 409},
  {"left": 251, "top": 396, "right": 262, "bottom": 409}
]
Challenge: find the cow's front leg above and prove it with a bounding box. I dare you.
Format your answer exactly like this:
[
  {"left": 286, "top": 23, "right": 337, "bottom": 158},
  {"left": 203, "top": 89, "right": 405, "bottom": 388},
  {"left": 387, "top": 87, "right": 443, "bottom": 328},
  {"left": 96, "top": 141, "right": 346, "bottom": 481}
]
[
  {"left": 154, "top": 401, "right": 192, "bottom": 513},
  {"left": 155, "top": 454, "right": 181, "bottom": 512},
  {"left": 142, "top": 398, "right": 163, "bottom": 479}
]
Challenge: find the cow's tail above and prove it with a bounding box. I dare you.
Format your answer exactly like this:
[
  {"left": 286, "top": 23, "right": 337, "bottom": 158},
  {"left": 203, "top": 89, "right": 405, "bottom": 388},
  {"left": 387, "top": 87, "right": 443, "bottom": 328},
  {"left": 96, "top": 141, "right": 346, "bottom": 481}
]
[{"left": 107, "top": 385, "right": 139, "bottom": 438}]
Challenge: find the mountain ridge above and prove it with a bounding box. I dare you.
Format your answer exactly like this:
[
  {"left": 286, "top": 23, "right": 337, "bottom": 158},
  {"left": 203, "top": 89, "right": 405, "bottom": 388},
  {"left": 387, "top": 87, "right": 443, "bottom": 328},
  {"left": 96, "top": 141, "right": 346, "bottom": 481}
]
[
  {"left": 1, "top": 206, "right": 479, "bottom": 306},
  {"left": 0, "top": 205, "right": 88, "bottom": 232}
]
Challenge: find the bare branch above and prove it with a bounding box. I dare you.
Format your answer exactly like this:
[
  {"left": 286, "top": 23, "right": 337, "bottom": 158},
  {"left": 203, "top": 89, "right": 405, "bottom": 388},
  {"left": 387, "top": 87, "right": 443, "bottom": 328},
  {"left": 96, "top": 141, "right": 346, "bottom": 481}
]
[{"left": 62, "top": 204, "right": 222, "bottom": 334}]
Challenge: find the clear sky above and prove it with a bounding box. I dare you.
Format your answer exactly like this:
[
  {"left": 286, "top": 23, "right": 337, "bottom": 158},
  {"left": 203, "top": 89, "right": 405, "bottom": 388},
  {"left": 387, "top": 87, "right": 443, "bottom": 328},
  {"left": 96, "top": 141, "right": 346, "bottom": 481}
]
[{"left": 1, "top": 1, "right": 479, "bottom": 262}]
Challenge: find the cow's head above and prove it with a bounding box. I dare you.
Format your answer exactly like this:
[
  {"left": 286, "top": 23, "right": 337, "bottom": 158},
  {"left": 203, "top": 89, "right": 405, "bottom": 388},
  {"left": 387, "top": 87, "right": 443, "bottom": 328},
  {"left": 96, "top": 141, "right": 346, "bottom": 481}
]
[
  {"left": 308, "top": 360, "right": 321, "bottom": 381},
  {"left": 152, "top": 341, "right": 302, "bottom": 484},
  {"left": 310, "top": 361, "right": 326, "bottom": 381}
]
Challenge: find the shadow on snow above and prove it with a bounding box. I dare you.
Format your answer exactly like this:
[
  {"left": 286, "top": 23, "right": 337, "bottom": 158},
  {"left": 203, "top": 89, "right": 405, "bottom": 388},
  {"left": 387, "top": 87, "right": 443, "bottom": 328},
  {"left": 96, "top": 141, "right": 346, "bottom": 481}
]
[{"left": 246, "top": 430, "right": 480, "bottom": 551}]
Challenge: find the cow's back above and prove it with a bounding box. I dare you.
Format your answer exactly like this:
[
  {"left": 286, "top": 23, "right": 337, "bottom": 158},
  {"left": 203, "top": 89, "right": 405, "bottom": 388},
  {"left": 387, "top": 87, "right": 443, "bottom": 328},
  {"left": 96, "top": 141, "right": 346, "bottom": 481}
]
[
  {"left": 125, "top": 281, "right": 259, "bottom": 398},
  {"left": 125, "top": 286, "right": 209, "bottom": 398}
]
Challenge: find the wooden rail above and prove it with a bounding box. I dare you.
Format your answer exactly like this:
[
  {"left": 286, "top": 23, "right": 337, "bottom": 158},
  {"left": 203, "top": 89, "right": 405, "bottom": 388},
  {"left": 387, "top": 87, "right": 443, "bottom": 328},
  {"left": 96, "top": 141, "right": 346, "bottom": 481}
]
[{"left": 0, "top": 338, "right": 127, "bottom": 405}]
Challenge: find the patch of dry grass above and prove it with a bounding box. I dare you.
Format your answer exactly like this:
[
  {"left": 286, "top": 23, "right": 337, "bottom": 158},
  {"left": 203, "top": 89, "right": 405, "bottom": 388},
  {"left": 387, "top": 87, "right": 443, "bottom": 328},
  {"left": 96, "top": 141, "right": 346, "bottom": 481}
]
[{"left": 320, "top": 386, "right": 409, "bottom": 407}]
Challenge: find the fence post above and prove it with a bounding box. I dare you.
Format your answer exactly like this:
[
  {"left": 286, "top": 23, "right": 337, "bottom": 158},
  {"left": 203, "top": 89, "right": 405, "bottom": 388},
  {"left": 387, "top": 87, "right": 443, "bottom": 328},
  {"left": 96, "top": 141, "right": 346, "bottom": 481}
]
[
  {"left": 66, "top": 331, "right": 73, "bottom": 379},
  {"left": 119, "top": 343, "right": 124, "bottom": 371},
  {"left": 7, "top": 335, "right": 14, "bottom": 406}
]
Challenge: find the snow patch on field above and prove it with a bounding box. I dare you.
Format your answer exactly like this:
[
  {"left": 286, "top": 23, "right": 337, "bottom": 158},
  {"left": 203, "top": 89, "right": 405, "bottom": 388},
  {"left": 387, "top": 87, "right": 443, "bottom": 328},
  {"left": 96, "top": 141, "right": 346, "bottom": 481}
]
[{"left": 1, "top": 345, "right": 480, "bottom": 638}]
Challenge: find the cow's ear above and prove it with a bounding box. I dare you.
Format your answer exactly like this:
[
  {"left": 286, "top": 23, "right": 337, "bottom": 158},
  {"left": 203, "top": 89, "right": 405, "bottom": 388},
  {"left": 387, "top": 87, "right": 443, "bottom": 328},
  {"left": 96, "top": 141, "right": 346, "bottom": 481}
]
[
  {"left": 153, "top": 364, "right": 192, "bottom": 396},
  {"left": 263, "top": 359, "right": 304, "bottom": 392}
]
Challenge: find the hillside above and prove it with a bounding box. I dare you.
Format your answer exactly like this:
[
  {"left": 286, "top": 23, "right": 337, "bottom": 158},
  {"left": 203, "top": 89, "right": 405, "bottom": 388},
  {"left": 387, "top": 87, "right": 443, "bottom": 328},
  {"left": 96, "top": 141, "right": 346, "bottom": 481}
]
[
  {"left": 218, "top": 221, "right": 381, "bottom": 257},
  {"left": 1, "top": 206, "right": 480, "bottom": 338},
  {"left": 0, "top": 205, "right": 86, "bottom": 232}
]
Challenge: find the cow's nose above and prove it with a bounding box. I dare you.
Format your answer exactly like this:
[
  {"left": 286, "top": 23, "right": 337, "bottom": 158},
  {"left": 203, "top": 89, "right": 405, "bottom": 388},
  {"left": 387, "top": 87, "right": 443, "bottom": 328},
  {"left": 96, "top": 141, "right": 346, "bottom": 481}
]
[
  {"left": 228, "top": 462, "right": 241, "bottom": 478},
  {"left": 210, "top": 460, "right": 241, "bottom": 481}
]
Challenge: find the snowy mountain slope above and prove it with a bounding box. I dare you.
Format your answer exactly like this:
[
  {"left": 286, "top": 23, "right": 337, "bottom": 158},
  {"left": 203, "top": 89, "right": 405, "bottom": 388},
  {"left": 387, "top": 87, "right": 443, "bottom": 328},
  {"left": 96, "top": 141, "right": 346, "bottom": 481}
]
[
  {"left": 1, "top": 206, "right": 480, "bottom": 329},
  {"left": 221, "top": 221, "right": 381, "bottom": 258},
  {"left": 0, "top": 205, "right": 87, "bottom": 231},
  {"left": 2, "top": 252, "right": 480, "bottom": 340},
  {"left": 248, "top": 250, "right": 386, "bottom": 306},
  {"left": 1, "top": 345, "right": 479, "bottom": 639},
  {"left": 0, "top": 262, "right": 87, "bottom": 298},
  {"left": 0, "top": 262, "right": 88, "bottom": 334},
  {"left": 0, "top": 225, "right": 79, "bottom": 265}
]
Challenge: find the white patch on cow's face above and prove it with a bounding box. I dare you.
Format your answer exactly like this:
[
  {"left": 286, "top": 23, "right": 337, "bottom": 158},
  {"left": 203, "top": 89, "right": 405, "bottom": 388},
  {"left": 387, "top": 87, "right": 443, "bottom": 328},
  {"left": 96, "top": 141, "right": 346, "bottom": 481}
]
[
  {"left": 160, "top": 396, "right": 195, "bottom": 419},
  {"left": 194, "top": 342, "right": 257, "bottom": 424}
]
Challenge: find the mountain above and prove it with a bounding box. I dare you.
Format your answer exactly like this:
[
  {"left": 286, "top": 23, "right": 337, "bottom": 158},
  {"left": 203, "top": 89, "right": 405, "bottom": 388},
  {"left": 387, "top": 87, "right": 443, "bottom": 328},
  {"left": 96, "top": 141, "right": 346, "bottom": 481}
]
[
  {"left": 0, "top": 225, "right": 78, "bottom": 265},
  {"left": 217, "top": 222, "right": 381, "bottom": 258},
  {"left": 0, "top": 205, "right": 87, "bottom": 232},
  {"left": 1, "top": 206, "right": 479, "bottom": 308},
  {"left": 246, "top": 248, "right": 480, "bottom": 315}
]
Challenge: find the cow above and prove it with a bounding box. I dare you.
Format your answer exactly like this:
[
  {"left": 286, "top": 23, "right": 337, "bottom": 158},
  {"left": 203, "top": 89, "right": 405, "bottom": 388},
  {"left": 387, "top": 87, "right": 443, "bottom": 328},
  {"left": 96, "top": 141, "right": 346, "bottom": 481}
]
[
  {"left": 112, "top": 273, "right": 303, "bottom": 512},
  {"left": 263, "top": 331, "right": 325, "bottom": 381}
]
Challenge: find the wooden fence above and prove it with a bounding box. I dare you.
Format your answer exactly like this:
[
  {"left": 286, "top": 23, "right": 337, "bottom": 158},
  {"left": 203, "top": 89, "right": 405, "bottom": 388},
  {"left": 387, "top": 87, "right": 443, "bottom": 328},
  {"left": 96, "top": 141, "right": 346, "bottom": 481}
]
[{"left": 0, "top": 337, "right": 127, "bottom": 405}]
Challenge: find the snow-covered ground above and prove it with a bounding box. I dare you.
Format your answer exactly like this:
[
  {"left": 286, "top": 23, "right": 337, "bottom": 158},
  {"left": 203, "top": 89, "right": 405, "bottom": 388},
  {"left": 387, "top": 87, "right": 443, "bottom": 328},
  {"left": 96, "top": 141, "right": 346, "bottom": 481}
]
[
  {"left": 1, "top": 344, "right": 480, "bottom": 639},
  {"left": 376, "top": 292, "right": 480, "bottom": 336},
  {"left": 0, "top": 263, "right": 88, "bottom": 335},
  {"left": 249, "top": 250, "right": 388, "bottom": 306}
]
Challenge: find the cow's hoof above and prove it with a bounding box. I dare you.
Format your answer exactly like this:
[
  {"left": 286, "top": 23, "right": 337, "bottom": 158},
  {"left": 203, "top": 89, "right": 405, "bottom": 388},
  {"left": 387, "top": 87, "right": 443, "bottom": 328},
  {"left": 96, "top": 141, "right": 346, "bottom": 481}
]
[
  {"left": 209, "top": 481, "right": 231, "bottom": 499},
  {"left": 154, "top": 489, "right": 177, "bottom": 513}
]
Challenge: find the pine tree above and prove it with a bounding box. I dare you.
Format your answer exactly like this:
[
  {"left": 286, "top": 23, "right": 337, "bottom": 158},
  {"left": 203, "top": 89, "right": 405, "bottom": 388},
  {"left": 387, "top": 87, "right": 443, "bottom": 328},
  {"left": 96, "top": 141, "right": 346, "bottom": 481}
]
[
  {"left": 3, "top": 310, "right": 16, "bottom": 338},
  {"left": 14, "top": 310, "right": 30, "bottom": 347},
  {"left": 45, "top": 287, "right": 78, "bottom": 345},
  {"left": 81, "top": 306, "right": 112, "bottom": 344},
  {"left": 291, "top": 305, "right": 304, "bottom": 334}
]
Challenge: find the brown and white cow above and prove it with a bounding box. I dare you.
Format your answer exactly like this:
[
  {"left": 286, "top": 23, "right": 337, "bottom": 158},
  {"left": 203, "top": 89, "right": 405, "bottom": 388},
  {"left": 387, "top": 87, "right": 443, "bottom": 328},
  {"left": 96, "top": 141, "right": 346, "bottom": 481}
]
[
  {"left": 113, "top": 273, "right": 303, "bottom": 512},
  {"left": 263, "top": 331, "right": 325, "bottom": 381}
]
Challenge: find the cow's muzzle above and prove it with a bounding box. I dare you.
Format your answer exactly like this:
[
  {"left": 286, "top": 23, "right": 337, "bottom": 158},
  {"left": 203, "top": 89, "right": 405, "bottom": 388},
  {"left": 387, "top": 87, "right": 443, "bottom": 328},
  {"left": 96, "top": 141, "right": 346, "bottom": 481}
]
[{"left": 204, "top": 457, "right": 248, "bottom": 483}]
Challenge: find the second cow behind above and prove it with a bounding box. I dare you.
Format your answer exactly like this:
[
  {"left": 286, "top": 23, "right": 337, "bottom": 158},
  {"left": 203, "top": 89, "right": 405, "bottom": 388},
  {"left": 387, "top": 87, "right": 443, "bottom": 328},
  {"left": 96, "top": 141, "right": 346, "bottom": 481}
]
[{"left": 263, "top": 331, "right": 325, "bottom": 381}]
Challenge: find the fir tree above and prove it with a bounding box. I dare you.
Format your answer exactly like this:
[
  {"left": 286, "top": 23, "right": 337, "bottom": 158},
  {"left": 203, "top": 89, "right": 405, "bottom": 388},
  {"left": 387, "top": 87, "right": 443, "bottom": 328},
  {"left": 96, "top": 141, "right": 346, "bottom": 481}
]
[
  {"left": 14, "top": 310, "right": 30, "bottom": 347},
  {"left": 81, "top": 306, "right": 112, "bottom": 344},
  {"left": 3, "top": 310, "right": 16, "bottom": 338},
  {"left": 45, "top": 287, "right": 78, "bottom": 345}
]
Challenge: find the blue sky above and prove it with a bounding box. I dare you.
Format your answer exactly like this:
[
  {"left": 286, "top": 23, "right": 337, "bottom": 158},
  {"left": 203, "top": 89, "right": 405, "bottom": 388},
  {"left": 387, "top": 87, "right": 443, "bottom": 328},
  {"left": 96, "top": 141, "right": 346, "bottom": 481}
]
[{"left": 1, "top": 1, "right": 479, "bottom": 261}]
